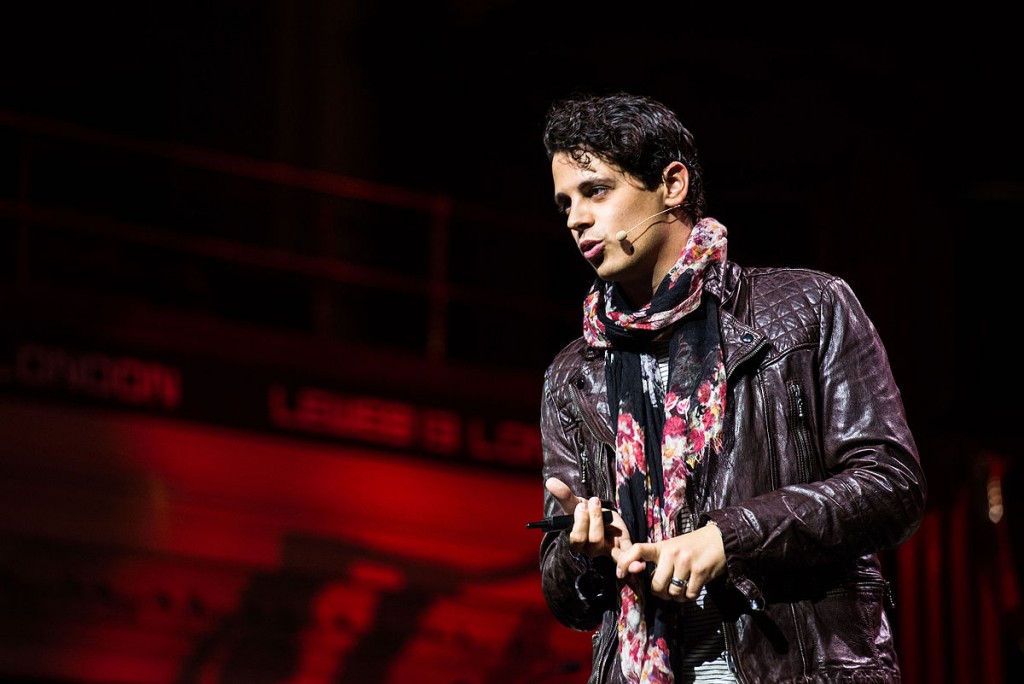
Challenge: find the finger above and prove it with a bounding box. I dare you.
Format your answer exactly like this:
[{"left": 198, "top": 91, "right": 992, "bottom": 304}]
[
  {"left": 650, "top": 558, "right": 677, "bottom": 597},
  {"left": 667, "top": 574, "right": 690, "bottom": 601},
  {"left": 567, "top": 501, "right": 589, "bottom": 547},
  {"left": 608, "top": 511, "right": 632, "bottom": 548},
  {"left": 545, "top": 477, "right": 581, "bottom": 514},
  {"left": 616, "top": 542, "right": 658, "bottom": 579},
  {"left": 587, "top": 497, "right": 606, "bottom": 543}
]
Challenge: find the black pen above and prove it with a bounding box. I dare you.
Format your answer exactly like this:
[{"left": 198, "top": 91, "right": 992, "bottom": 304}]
[{"left": 526, "top": 509, "right": 614, "bottom": 531}]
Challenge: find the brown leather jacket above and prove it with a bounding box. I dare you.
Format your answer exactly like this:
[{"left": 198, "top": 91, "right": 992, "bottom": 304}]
[{"left": 539, "top": 260, "right": 926, "bottom": 684}]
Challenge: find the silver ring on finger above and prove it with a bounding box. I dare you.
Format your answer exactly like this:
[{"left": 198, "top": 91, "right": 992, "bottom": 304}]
[{"left": 670, "top": 577, "right": 688, "bottom": 589}]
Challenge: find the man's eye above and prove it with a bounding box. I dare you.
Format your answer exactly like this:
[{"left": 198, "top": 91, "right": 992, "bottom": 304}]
[
  {"left": 588, "top": 186, "right": 608, "bottom": 198},
  {"left": 555, "top": 204, "right": 569, "bottom": 216}
]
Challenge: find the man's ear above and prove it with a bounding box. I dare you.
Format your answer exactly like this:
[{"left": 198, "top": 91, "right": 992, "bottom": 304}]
[{"left": 663, "top": 161, "right": 689, "bottom": 206}]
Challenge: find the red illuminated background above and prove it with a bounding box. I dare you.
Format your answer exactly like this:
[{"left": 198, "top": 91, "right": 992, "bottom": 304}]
[{"left": 1, "top": 3, "right": 1021, "bottom": 683}]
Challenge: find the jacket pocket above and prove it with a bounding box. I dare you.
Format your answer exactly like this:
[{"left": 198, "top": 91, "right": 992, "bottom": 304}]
[{"left": 799, "top": 579, "right": 896, "bottom": 671}]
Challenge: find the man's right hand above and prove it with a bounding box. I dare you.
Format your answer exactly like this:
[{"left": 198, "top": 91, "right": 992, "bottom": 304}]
[{"left": 545, "top": 477, "right": 632, "bottom": 561}]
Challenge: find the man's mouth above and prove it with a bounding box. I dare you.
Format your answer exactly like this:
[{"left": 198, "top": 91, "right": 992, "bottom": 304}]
[{"left": 580, "top": 239, "right": 604, "bottom": 260}]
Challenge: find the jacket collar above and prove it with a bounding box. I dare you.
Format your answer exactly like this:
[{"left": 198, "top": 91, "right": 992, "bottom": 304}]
[{"left": 706, "top": 261, "right": 769, "bottom": 378}]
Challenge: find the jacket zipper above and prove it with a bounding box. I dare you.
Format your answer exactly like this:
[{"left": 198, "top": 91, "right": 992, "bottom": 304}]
[
  {"left": 590, "top": 620, "right": 616, "bottom": 684},
  {"left": 788, "top": 382, "right": 813, "bottom": 483},
  {"left": 569, "top": 381, "right": 615, "bottom": 491},
  {"left": 722, "top": 622, "right": 743, "bottom": 682},
  {"left": 717, "top": 336, "right": 766, "bottom": 684},
  {"left": 568, "top": 377, "right": 620, "bottom": 684}
]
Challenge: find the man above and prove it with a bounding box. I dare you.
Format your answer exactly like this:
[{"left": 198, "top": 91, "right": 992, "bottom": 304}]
[{"left": 536, "top": 91, "right": 926, "bottom": 683}]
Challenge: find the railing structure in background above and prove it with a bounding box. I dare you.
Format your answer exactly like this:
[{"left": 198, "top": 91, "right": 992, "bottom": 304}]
[
  {"left": 0, "top": 106, "right": 596, "bottom": 683},
  {"left": 0, "top": 106, "right": 582, "bottom": 371}
]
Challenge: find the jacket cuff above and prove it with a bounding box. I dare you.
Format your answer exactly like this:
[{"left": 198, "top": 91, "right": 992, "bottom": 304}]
[{"left": 700, "top": 510, "right": 765, "bottom": 611}]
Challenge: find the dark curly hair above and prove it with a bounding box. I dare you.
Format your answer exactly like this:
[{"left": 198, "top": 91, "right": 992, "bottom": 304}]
[{"left": 543, "top": 91, "right": 707, "bottom": 222}]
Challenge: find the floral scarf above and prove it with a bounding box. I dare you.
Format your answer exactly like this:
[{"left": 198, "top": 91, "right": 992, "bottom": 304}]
[{"left": 582, "top": 217, "right": 728, "bottom": 683}]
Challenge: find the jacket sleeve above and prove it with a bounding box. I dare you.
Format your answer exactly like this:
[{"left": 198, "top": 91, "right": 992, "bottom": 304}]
[
  {"left": 538, "top": 348, "right": 617, "bottom": 631},
  {"left": 702, "top": 276, "right": 927, "bottom": 575}
]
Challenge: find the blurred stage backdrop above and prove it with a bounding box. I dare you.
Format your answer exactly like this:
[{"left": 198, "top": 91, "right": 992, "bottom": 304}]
[{"left": 0, "top": 2, "right": 1021, "bottom": 683}]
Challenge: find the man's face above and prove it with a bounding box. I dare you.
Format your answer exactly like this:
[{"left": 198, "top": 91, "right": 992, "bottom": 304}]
[{"left": 551, "top": 152, "right": 688, "bottom": 306}]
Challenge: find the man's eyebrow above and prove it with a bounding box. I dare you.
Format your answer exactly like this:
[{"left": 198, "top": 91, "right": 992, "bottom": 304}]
[
  {"left": 553, "top": 174, "right": 618, "bottom": 205},
  {"left": 554, "top": 175, "right": 613, "bottom": 199},
  {"left": 579, "top": 174, "right": 615, "bottom": 188}
]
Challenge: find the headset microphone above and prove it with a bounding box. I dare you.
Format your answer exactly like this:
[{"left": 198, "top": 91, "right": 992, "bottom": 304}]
[{"left": 615, "top": 206, "right": 677, "bottom": 242}]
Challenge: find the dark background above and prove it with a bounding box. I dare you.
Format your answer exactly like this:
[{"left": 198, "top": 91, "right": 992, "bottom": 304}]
[{"left": 6, "top": 1, "right": 1019, "bottom": 442}]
